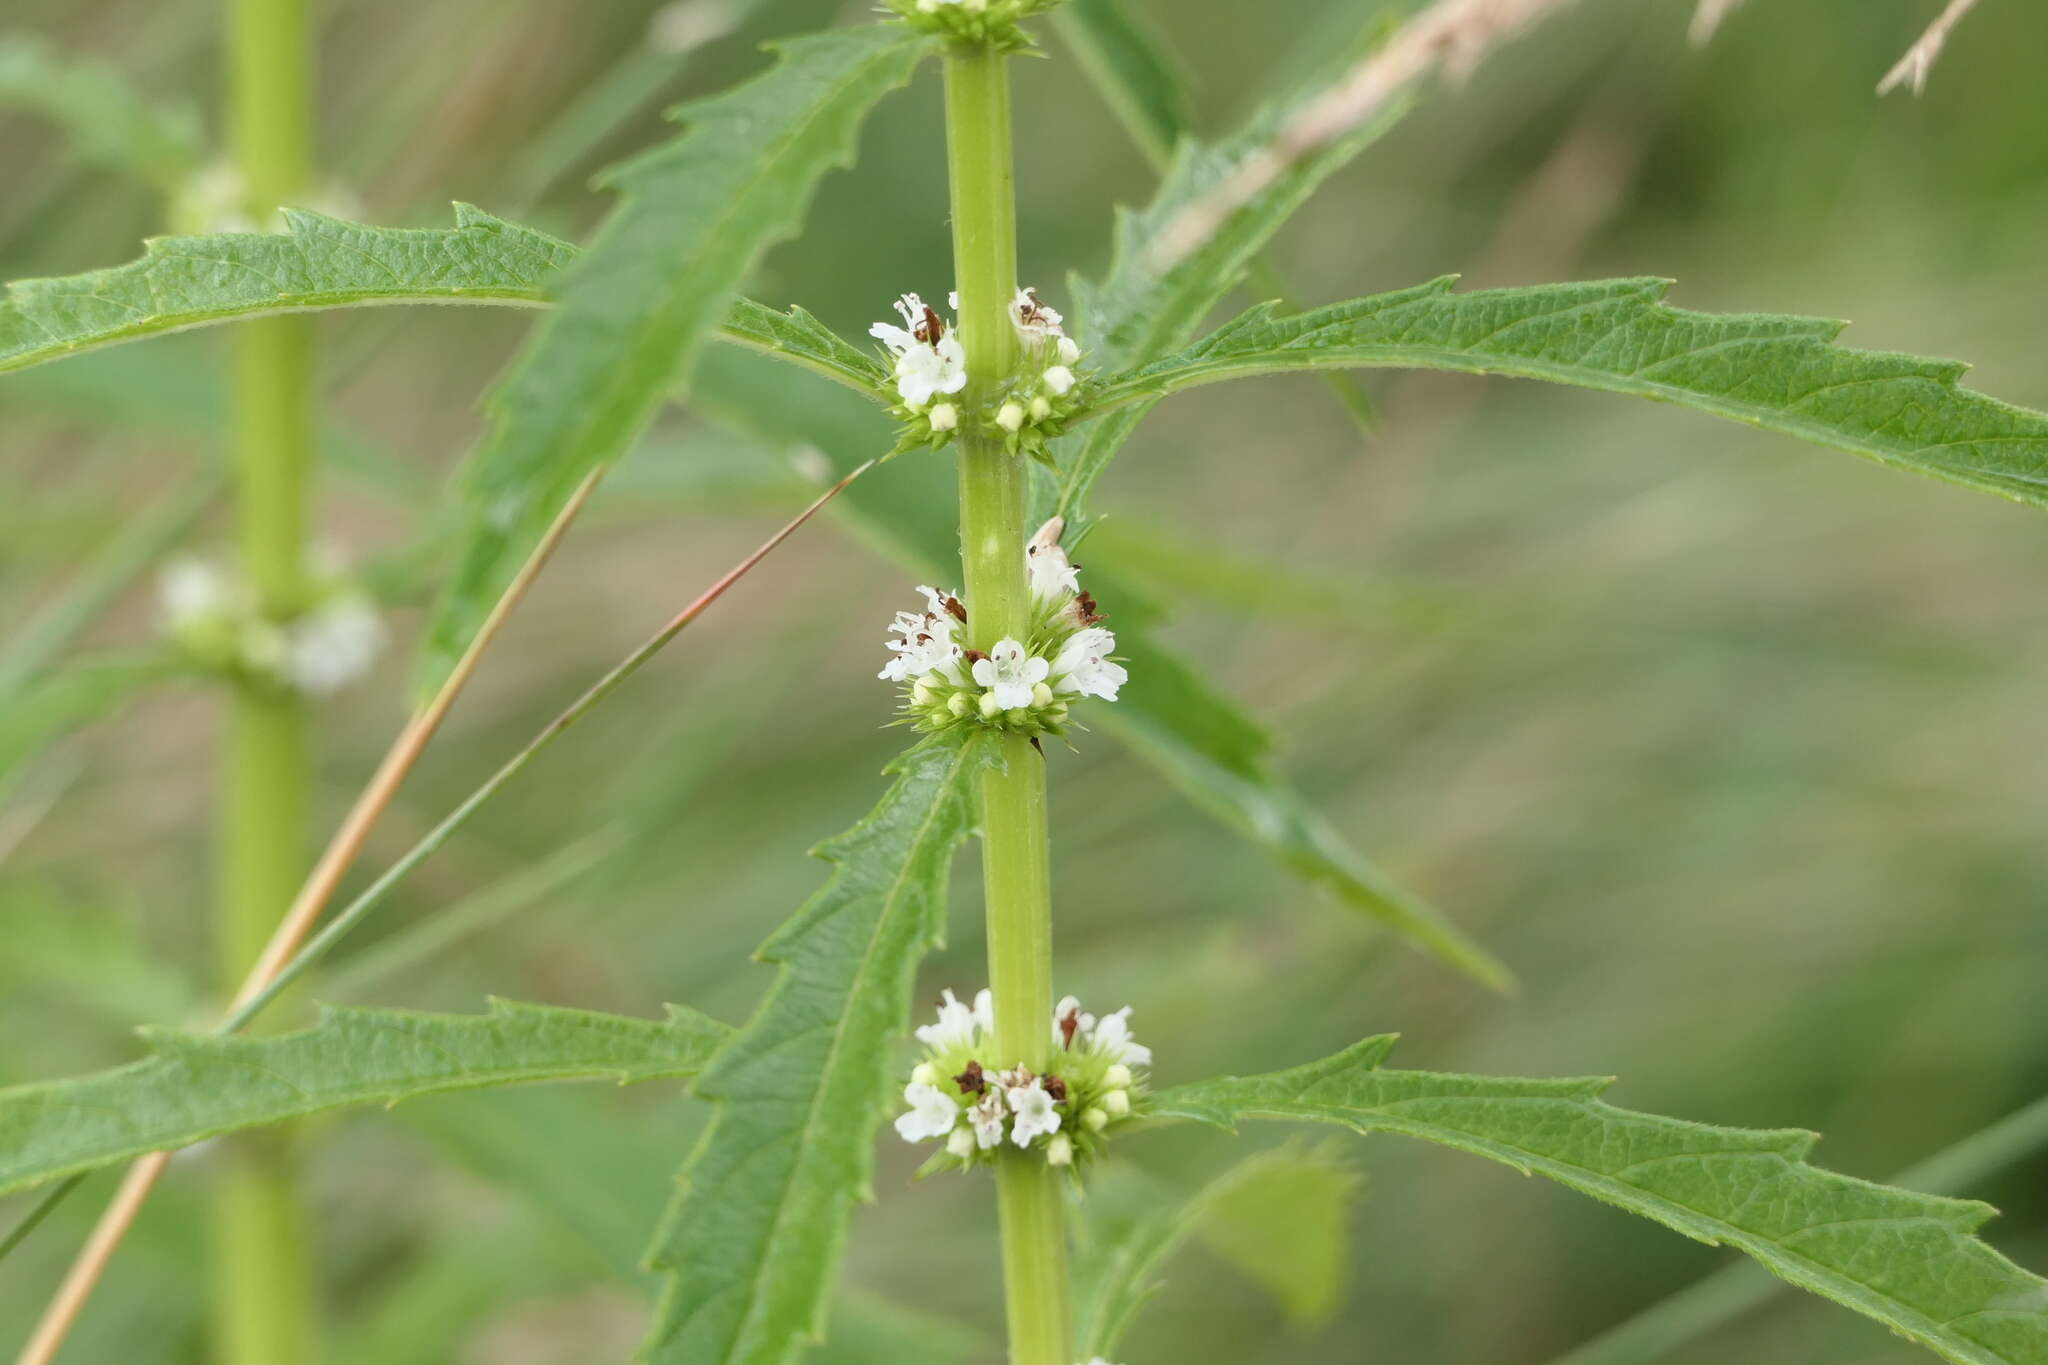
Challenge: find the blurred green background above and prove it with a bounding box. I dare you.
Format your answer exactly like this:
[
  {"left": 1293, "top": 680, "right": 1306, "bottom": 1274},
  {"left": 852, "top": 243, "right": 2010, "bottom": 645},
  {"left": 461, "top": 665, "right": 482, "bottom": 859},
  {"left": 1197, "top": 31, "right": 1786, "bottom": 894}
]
[{"left": 4, "top": 0, "right": 2046, "bottom": 1361}]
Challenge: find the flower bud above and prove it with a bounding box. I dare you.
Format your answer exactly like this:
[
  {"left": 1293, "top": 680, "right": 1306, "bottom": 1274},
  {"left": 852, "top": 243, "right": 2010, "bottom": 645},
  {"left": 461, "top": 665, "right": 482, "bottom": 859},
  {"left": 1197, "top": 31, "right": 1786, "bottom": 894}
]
[
  {"left": 1045, "top": 1134, "right": 1074, "bottom": 1166},
  {"left": 948, "top": 692, "right": 974, "bottom": 718},
  {"left": 912, "top": 676, "right": 940, "bottom": 707},
  {"left": 947, "top": 1127, "right": 976, "bottom": 1158},
  {"left": 1057, "top": 336, "right": 1081, "bottom": 364},
  {"left": 996, "top": 401, "right": 1026, "bottom": 432},
  {"left": 1042, "top": 365, "right": 1075, "bottom": 396},
  {"left": 1103, "top": 1063, "right": 1133, "bottom": 1089},
  {"left": 1102, "top": 1089, "right": 1131, "bottom": 1117},
  {"left": 928, "top": 402, "right": 958, "bottom": 432},
  {"left": 1029, "top": 395, "right": 1053, "bottom": 422},
  {"left": 1031, "top": 681, "right": 1054, "bottom": 708},
  {"left": 979, "top": 691, "right": 1005, "bottom": 719},
  {"left": 912, "top": 1062, "right": 939, "bottom": 1086},
  {"left": 1082, "top": 1106, "right": 1108, "bottom": 1133}
]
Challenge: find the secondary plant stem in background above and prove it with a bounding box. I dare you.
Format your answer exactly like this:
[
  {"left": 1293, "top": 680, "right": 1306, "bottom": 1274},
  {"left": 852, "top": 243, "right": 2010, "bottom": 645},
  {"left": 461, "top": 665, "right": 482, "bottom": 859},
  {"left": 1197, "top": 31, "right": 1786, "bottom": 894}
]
[
  {"left": 218, "top": 0, "right": 318, "bottom": 1359},
  {"left": 11, "top": 472, "right": 605, "bottom": 1365},
  {"left": 943, "top": 39, "right": 1073, "bottom": 1365}
]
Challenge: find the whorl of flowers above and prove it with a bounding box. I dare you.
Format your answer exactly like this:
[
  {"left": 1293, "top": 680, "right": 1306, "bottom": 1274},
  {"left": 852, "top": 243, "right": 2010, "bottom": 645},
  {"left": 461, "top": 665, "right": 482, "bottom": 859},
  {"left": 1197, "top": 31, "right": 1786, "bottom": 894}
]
[
  {"left": 885, "top": 0, "right": 1066, "bottom": 52},
  {"left": 869, "top": 287, "right": 1087, "bottom": 458},
  {"left": 879, "top": 517, "right": 1126, "bottom": 739},
  {"left": 159, "top": 557, "right": 384, "bottom": 696},
  {"left": 894, "top": 988, "right": 1153, "bottom": 1172}
]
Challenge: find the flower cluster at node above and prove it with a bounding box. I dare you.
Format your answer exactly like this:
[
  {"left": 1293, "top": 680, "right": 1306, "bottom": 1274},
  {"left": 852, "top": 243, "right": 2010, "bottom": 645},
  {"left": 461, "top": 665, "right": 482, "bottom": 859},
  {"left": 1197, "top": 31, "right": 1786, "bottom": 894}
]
[
  {"left": 988, "top": 286, "right": 1087, "bottom": 462},
  {"left": 894, "top": 988, "right": 1152, "bottom": 1173},
  {"left": 885, "top": 0, "right": 1064, "bottom": 51},
  {"left": 879, "top": 517, "right": 1126, "bottom": 738},
  {"left": 159, "top": 557, "right": 385, "bottom": 696},
  {"left": 869, "top": 286, "right": 1087, "bottom": 457}
]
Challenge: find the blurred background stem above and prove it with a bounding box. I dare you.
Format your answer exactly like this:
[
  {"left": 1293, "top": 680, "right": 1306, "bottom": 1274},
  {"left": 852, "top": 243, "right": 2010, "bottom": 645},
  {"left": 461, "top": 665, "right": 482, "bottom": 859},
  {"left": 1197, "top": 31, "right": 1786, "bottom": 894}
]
[
  {"left": 944, "top": 39, "right": 1072, "bottom": 1365},
  {"left": 216, "top": 0, "right": 319, "bottom": 1360}
]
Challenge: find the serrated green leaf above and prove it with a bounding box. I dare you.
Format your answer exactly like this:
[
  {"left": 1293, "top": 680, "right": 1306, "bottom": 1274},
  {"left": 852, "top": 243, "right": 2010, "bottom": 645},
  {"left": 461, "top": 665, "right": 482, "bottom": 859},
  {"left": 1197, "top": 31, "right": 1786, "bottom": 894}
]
[
  {"left": 1093, "top": 277, "right": 2048, "bottom": 508},
  {"left": 0, "top": 37, "right": 204, "bottom": 191},
  {"left": 1047, "top": 29, "right": 1412, "bottom": 530},
  {"left": 0, "top": 208, "right": 891, "bottom": 395},
  {"left": 1553, "top": 1093, "right": 2048, "bottom": 1365},
  {"left": 0, "top": 999, "right": 730, "bottom": 1197},
  {"left": 1075, "top": 1147, "right": 1358, "bottom": 1359},
  {"left": 722, "top": 297, "right": 894, "bottom": 395},
  {"left": 424, "top": 24, "right": 927, "bottom": 689},
  {"left": 0, "top": 205, "right": 572, "bottom": 373},
  {"left": 1050, "top": 0, "right": 1193, "bottom": 167},
  {"left": 640, "top": 733, "right": 988, "bottom": 1365},
  {"left": 1156, "top": 1038, "right": 2048, "bottom": 1365}
]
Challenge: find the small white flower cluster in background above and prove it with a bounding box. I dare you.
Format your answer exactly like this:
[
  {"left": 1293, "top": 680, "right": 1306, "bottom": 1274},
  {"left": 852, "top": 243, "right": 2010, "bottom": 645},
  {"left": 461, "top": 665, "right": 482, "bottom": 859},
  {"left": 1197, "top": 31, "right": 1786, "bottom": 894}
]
[
  {"left": 887, "top": 0, "right": 1064, "bottom": 50},
  {"left": 879, "top": 516, "right": 1126, "bottom": 739},
  {"left": 895, "top": 987, "right": 1152, "bottom": 1172},
  {"left": 868, "top": 286, "right": 1086, "bottom": 456},
  {"left": 171, "top": 162, "right": 365, "bottom": 236},
  {"left": 159, "top": 557, "right": 385, "bottom": 696}
]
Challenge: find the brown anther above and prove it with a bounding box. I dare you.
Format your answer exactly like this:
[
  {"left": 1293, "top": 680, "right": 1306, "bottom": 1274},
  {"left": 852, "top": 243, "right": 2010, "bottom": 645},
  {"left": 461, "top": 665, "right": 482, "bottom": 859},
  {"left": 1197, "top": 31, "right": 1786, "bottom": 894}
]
[
  {"left": 964, "top": 648, "right": 988, "bottom": 665},
  {"left": 1057, "top": 1004, "right": 1081, "bottom": 1050},
  {"left": 1071, "top": 589, "right": 1104, "bottom": 625},
  {"left": 954, "top": 1060, "right": 986, "bottom": 1096},
  {"left": 942, "top": 595, "right": 968, "bottom": 623},
  {"left": 915, "top": 305, "right": 946, "bottom": 347},
  {"left": 1042, "top": 1074, "right": 1068, "bottom": 1103}
]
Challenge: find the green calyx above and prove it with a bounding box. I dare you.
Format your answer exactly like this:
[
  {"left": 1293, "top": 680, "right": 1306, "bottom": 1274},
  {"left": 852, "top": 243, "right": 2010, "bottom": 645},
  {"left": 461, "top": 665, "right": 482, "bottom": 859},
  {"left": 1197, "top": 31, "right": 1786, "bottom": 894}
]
[{"left": 886, "top": 0, "right": 1066, "bottom": 55}]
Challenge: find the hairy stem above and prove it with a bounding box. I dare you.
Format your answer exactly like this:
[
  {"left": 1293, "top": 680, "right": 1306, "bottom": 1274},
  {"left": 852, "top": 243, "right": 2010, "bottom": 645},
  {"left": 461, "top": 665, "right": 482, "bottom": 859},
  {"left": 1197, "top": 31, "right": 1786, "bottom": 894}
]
[
  {"left": 217, "top": 0, "right": 319, "bottom": 1360},
  {"left": 944, "top": 40, "right": 1072, "bottom": 1365}
]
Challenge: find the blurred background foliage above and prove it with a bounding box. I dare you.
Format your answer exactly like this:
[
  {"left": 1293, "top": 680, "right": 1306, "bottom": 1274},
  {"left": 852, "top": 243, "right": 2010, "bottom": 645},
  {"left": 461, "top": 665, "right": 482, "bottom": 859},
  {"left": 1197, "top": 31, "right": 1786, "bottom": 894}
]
[{"left": 3, "top": 0, "right": 2046, "bottom": 1361}]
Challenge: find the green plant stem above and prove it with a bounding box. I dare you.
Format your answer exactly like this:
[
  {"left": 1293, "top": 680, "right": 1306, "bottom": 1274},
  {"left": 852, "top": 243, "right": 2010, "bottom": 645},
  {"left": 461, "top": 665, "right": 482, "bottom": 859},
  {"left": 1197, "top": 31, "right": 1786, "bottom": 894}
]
[
  {"left": 944, "top": 39, "right": 1072, "bottom": 1365},
  {"left": 218, "top": 0, "right": 319, "bottom": 1361}
]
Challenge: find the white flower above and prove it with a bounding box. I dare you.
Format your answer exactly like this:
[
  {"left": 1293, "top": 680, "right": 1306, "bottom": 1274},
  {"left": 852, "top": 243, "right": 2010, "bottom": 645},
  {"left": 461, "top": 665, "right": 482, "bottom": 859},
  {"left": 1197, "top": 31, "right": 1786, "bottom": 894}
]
[
  {"left": 1052, "top": 994, "right": 1096, "bottom": 1049},
  {"left": 1027, "top": 519, "right": 1080, "bottom": 602},
  {"left": 894, "top": 1082, "right": 960, "bottom": 1142},
  {"left": 1042, "top": 365, "right": 1076, "bottom": 396},
  {"left": 1091, "top": 1007, "right": 1152, "bottom": 1067},
  {"left": 1051, "top": 627, "right": 1127, "bottom": 701},
  {"left": 871, "top": 293, "right": 966, "bottom": 409},
  {"left": 286, "top": 594, "right": 384, "bottom": 695},
  {"left": 1006, "top": 1078, "right": 1061, "bottom": 1146},
  {"left": 1012, "top": 287, "right": 1064, "bottom": 340},
  {"left": 973, "top": 639, "right": 1050, "bottom": 710},
  {"left": 915, "top": 987, "right": 986, "bottom": 1050},
  {"left": 971, "top": 1091, "right": 1007, "bottom": 1149},
  {"left": 881, "top": 587, "right": 964, "bottom": 683},
  {"left": 160, "top": 559, "right": 230, "bottom": 626}
]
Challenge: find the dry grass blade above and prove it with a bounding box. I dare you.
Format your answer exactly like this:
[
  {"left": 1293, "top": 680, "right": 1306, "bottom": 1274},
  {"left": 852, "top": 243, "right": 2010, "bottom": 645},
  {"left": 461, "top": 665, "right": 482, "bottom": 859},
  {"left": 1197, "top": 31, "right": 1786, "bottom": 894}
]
[
  {"left": 1143, "top": 0, "right": 1582, "bottom": 274},
  {"left": 1688, "top": 0, "right": 1749, "bottom": 45},
  {"left": 1878, "top": 0, "right": 1982, "bottom": 96}
]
